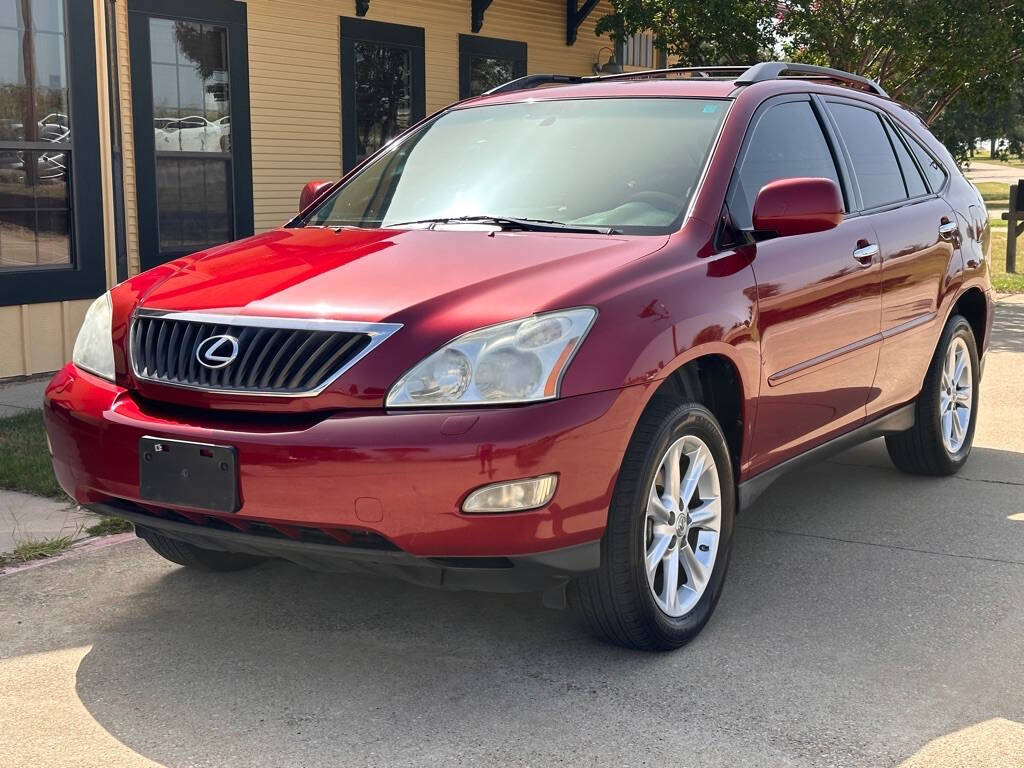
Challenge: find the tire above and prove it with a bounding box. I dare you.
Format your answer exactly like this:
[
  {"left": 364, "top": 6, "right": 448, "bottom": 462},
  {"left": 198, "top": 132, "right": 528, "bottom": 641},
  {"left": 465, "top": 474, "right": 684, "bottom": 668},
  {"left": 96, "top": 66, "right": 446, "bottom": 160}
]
[
  {"left": 885, "top": 314, "right": 980, "bottom": 476},
  {"left": 569, "top": 399, "right": 736, "bottom": 651},
  {"left": 137, "top": 526, "right": 266, "bottom": 572}
]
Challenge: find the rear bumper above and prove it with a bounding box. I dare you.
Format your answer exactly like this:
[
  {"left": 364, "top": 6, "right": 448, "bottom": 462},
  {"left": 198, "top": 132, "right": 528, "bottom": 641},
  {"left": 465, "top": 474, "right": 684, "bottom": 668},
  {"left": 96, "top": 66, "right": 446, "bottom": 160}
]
[{"left": 45, "top": 363, "right": 650, "bottom": 562}]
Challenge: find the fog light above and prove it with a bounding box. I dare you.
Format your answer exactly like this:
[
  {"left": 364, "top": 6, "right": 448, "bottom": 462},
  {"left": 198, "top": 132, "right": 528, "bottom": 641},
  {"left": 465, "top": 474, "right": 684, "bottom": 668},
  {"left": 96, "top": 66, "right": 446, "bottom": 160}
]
[{"left": 462, "top": 474, "right": 558, "bottom": 514}]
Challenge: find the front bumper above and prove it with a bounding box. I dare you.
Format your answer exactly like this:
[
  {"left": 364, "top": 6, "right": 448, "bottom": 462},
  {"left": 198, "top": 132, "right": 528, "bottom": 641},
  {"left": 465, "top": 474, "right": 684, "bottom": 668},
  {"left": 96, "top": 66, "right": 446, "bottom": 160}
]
[{"left": 45, "top": 364, "right": 649, "bottom": 571}]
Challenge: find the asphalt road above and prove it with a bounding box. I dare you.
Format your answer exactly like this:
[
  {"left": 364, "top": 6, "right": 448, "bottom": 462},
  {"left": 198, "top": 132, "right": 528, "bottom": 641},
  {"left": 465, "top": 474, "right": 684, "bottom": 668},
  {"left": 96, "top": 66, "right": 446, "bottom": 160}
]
[{"left": 2, "top": 301, "right": 1024, "bottom": 768}]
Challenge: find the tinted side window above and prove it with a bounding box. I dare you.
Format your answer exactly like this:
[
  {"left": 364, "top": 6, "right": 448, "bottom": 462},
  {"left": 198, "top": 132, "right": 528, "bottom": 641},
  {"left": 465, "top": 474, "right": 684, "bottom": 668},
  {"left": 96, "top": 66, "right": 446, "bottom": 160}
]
[
  {"left": 884, "top": 121, "right": 927, "bottom": 198},
  {"left": 730, "top": 101, "right": 841, "bottom": 230},
  {"left": 899, "top": 126, "right": 949, "bottom": 192},
  {"left": 830, "top": 103, "right": 906, "bottom": 209}
]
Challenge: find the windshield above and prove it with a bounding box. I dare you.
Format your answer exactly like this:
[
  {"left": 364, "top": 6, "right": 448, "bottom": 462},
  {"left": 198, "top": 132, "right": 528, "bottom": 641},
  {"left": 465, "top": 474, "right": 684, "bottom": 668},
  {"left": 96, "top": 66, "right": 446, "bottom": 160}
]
[{"left": 303, "top": 97, "right": 729, "bottom": 235}]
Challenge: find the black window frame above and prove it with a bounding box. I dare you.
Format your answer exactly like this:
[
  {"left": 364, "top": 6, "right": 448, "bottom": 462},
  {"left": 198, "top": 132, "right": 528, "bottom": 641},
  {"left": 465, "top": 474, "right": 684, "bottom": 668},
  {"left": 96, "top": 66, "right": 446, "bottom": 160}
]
[
  {"left": 0, "top": 0, "right": 105, "bottom": 306},
  {"left": 458, "top": 34, "right": 526, "bottom": 99},
  {"left": 341, "top": 17, "right": 425, "bottom": 173},
  {"left": 891, "top": 120, "right": 950, "bottom": 196},
  {"left": 880, "top": 116, "right": 929, "bottom": 201},
  {"left": 128, "top": 0, "right": 254, "bottom": 271},
  {"left": 819, "top": 96, "right": 917, "bottom": 214},
  {"left": 722, "top": 94, "right": 851, "bottom": 241}
]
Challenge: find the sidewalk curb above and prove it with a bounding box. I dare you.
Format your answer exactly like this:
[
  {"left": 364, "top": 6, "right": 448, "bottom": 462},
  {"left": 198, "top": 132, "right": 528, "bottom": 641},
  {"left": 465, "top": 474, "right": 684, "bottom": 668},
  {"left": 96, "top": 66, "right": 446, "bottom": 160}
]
[{"left": 0, "top": 532, "right": 135, "bottom": 578}]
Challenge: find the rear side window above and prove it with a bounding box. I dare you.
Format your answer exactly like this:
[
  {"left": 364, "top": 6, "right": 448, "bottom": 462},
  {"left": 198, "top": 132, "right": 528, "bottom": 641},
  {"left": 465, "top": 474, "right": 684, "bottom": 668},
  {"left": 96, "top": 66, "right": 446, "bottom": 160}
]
[
  {"left": 884, "top": 121, "right": 928, "bottom": 198},
  {"left": 830, "top": 103, "right": 906, "bottom": 209},
  {"left": 729, "top": 100, "right": 841, "bottom": 230},
  {"left": 899, "top": 126, "right": 949, "bottom": 192}
]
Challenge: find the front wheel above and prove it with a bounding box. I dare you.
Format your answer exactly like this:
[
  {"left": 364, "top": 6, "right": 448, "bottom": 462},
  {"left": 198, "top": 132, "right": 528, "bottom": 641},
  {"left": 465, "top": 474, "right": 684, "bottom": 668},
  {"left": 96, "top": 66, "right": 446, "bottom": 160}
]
[
  {"left": 137, "top": 527, "right": 266, "bottom": 572},
  {"left": 885, "top": 314, "right": 980, "bottom": 475},
  {"left": 569, "top": 400, "right": 735, "bottom": 651}
]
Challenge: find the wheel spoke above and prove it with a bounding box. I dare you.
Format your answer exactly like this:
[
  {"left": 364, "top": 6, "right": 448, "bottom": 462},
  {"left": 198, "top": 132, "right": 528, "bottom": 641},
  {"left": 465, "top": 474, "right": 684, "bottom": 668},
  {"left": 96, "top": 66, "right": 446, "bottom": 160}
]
[
  {"left": 663, "top": 444, "right": 682, "bottom": 507},
  {"left": 942, "top": 410, "right": 954, "bottom": 444},
  {"left": 680, "top": 446, "right": 707, "bottom": 508},
  {"left": 647, "top": 487, "right": 672, "bottom": 524},
  {"left": 955, "top": 388, "right": 971, "bottom": 406},
  {"left": 955, "top": 407, "right": 970, "bottom": 440},
  {"left": 688, "top": 497, "right": 721, "bottom": 531},
  {"left": 680, "top": 544, "right": 709, "bottom": 593},
  {"left": 646, "top": 533, "right": 671, "bottom": 577},
  {"left": 953, "top": 349, "right": 967, "bottom": 387}
]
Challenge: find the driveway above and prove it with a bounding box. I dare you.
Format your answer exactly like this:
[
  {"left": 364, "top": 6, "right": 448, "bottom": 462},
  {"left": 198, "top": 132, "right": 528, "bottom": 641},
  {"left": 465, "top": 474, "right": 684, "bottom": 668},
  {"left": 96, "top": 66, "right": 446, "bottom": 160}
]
[
  {"left": 965, "top": 160, "right": 1023, "bottom": 186},
  {"left": 2, "top": 301, "right": 1024, "bottom": 768}
]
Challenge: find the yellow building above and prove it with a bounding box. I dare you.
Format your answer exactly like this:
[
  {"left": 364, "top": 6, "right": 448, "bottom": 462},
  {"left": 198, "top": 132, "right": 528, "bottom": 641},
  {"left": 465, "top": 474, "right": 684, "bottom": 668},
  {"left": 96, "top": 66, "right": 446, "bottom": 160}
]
[{"left": 1, "top": 0, "right": 661, "bottom": 380}]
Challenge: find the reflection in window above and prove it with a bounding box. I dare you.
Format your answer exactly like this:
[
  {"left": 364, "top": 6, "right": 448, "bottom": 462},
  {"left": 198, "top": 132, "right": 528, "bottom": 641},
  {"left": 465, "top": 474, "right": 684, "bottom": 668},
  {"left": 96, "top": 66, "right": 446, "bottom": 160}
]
[
  {"left": 150, "top": 18, "right": 230, "bottom": 152},
  {"left": 353, "top": 41, "right": 411, "bottom": 164},
  {"left": 468, "top": 56, "right": 514, "bottom": 97},
  {"left": 148, "top": 17, "right": 233, "bottom": 254},
  {"left": 0, "top": 0, "right": 72, "bottom": 269}
]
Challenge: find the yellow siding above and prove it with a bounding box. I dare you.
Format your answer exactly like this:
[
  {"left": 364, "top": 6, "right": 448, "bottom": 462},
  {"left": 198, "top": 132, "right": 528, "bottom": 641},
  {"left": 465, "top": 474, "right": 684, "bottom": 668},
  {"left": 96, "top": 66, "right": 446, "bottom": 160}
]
[
  {"left": 0, "top": 300, "right": 93, "bottom": 379},
  {"left": 245, "top": 0, "right": 616, "bottom": 232}
]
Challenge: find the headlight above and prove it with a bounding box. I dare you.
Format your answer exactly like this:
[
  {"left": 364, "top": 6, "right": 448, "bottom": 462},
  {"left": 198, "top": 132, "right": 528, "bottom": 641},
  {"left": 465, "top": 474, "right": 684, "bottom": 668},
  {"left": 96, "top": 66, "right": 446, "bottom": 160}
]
[
  {"left": 72, "top": 292, "right": 115, "bottom": 381},
  {"left": 387, "top": 307, "right": 596, "bottom": 407}
]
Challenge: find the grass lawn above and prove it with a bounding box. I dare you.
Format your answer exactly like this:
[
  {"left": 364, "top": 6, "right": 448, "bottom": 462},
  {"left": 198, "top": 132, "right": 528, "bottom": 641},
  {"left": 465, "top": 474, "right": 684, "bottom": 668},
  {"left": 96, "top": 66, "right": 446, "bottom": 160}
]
[
  {"left": 0, "top": 409, "right": 65, "bottom": 499},
  {"left": 0, "top": 534, "right": 76, "bottom": 566},
  {"left": 975, "top": 181, "right": 1011, "bottom": 205},
  {"left": 991, "top": 228, "right": 1024, "bottom": 293}
]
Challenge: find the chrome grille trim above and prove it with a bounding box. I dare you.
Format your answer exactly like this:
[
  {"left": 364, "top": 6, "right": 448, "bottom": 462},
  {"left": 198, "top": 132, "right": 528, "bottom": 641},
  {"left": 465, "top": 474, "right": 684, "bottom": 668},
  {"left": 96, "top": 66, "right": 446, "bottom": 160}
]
[{"left": 129, "top": 309, "right": 402, "bottom": 397}]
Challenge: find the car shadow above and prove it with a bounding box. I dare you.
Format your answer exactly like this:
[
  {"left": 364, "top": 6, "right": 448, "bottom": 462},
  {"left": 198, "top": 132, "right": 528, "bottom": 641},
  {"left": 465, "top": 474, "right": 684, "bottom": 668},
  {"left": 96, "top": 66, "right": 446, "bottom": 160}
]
[
  {"left": 990, "top": 299, "right": 1024, "bottom": 354},
  {"left": 72, "top": 441, "right": 1024, "bottom": 767}
]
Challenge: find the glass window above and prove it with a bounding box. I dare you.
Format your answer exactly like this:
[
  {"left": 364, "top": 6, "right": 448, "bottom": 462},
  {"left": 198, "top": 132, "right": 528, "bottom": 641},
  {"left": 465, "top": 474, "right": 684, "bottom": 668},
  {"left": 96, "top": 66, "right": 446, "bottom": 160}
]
[
  {"left": 884, "top": 121, "right": 927, "bottom": 198},
  {"left": 899, "top": 125, "right": 948, "bottom": 192},
  {"left": 0, "top": 0, "right": 71, "bottom": 270},
  {"left": 468, "top": 56, "right": 515, "bottom": 97},
  {"left": 308, "top": 98, "right": 729, "bottom": 235},
  {"left": 352, "top": 41, "right": 412, "bottom": 165},
  {"left": 148, "top": 18, "right": 233, "bottom": 253},
  {"left": 830, "top": 103, "right": 906, "bottom": 209},
  {"left": 149, "top": 19, "right": 231, "bottom": 153},
  {"left": 730, "top": 101, "right": 841, "bottom": 230}
]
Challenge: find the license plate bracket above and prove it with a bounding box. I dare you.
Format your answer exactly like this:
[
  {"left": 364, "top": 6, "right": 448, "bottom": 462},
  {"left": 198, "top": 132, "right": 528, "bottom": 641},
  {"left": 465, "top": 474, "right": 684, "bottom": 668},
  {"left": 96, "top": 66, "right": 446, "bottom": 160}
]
[{"left": 139, "top": 436, "right": 239, "bottom": 513}]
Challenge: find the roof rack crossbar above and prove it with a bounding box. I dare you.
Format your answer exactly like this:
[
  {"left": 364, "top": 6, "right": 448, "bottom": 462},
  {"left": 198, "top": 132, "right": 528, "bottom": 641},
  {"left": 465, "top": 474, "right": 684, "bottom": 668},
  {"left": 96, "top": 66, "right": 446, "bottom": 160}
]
[
  {"left": 734, "top": 61, "right": 888, "bottom": 98},
  {"left": 596, "top": 65, "right": 750, "bottom": 81}
]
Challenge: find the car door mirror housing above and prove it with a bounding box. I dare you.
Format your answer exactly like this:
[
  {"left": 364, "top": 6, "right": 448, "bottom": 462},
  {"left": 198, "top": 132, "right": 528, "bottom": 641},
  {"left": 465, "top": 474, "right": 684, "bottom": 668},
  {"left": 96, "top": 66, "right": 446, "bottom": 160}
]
[
  {"left": 752, "top": 177, "right": 844, "bottom": 238},
  {"left": 299, "top": 180, "right": 334, "bottom": 214}
]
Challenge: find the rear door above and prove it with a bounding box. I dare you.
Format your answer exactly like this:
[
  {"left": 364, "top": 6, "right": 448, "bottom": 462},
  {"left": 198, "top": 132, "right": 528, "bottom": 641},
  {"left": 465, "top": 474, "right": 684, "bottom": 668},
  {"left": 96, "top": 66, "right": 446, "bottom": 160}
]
[
  {"left": 728, "top": 96, "right": 882, "bottom": 474},
  {"left": 821, "top": 98, "right": 959, "bottom": 417}
]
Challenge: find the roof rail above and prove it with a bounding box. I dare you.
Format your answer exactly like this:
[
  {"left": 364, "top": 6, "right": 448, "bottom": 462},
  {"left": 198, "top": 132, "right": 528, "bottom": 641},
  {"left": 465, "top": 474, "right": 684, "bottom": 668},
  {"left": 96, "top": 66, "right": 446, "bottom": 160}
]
[
  {"left": 596, "top": 65, "right": 751, "bottom": 81},
  {"left": 484, "top": 62, "right": 888, "bottom": 99},
  {"left": 484, "top": 74, "right": 586, "bottom": 95},
  {"left": 734, "top": 61, "right": 889, "bottom": 98}
]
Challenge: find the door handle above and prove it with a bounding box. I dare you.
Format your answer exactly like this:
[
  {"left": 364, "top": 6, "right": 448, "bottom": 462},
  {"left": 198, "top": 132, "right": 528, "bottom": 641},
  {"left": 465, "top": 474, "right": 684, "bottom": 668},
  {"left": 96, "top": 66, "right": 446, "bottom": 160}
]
[
  {"left": 938, "top": 220, "right": 958, "bottom": 237},
  {"left": 852, "top": 242, "right": 879, "bottom": 265}
]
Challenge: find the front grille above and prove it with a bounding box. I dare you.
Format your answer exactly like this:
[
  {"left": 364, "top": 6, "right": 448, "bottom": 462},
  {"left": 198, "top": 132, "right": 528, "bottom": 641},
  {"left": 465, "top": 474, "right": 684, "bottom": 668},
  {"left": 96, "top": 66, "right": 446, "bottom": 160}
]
[{"left": 130, "top": 312, "right": 400, "bottom": 396}]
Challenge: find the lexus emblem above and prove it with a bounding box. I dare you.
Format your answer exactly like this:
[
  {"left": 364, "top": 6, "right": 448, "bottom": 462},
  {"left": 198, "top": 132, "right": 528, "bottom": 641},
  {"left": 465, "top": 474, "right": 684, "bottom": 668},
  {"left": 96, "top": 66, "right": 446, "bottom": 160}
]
[{"left": 196, "top": 334, "right": 240, "bottom": 369}]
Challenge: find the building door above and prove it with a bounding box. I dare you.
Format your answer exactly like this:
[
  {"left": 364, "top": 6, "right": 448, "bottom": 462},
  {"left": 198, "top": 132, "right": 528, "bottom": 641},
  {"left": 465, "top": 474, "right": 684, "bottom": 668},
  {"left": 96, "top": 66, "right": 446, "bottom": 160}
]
[
  {"left": 458, "top": 35, "right": 526, "bottom": 98},
  {"left": 129, "top": 0, "right": 253, "bottom": 270},
  {"left": 341, "top": 18, "right": 425, "bottom": 173}
]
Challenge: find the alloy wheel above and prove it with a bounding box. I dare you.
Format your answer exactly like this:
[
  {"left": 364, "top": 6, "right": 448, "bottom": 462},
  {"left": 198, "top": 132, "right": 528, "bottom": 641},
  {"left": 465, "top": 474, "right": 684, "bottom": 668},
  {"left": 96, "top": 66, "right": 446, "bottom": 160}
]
[
  {"left": 643, "top": 435, "right": 722, "bottom": 618},
  {"left": 939, "top": 336, "right": 972, "bottom": 453}
]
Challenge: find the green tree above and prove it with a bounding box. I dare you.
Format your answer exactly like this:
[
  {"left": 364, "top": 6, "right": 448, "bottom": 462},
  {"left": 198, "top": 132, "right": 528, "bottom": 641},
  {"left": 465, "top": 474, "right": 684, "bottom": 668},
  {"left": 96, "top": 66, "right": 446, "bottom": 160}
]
[{"left": 597, "top": 0, "right": 1024, "bottom": 126}]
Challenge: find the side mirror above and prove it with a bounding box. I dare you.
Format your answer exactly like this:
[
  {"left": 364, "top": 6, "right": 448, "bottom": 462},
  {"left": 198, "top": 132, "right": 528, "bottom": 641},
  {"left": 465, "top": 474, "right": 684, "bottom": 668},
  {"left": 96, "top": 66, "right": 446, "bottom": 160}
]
[
  {"left": 299, "top": 180, "right": 334, "bottom": 213},
  {"left": 752, "top": 177, "right": 844, "bottom": 238}
]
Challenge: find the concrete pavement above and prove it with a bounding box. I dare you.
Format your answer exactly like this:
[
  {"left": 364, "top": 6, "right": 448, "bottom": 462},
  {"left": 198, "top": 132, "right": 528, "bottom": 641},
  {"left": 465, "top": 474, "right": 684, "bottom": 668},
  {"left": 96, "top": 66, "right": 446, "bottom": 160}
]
[
  {"left": 965, "top": 160, "right": 1023, "bottom": 186},
  {"left": 1, "top": 302, "right": 1023, "bottom": 767},
  {"left": 0, "top": 375, "right": 48, "bottom": 418},
  {"left": 0, "top": 489, "right": 91, "bottom": 554}
]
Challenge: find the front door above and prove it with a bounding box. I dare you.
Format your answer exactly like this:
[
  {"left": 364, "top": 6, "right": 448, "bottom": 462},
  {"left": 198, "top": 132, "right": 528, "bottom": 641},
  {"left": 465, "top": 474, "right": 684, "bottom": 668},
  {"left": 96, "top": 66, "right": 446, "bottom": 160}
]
[
  {"left": 727, "top": 96, "right": 883, "bottom": 474},
  {"left": 128, "top": 0, "right": 253, "bottom": 270}
]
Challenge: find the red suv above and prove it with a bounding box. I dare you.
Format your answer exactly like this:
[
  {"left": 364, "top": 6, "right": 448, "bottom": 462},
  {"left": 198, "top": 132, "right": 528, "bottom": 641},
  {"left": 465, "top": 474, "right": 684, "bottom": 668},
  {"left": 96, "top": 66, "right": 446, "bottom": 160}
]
[{"left": 45, "top": 63, "right": 993, "bottom": 650}]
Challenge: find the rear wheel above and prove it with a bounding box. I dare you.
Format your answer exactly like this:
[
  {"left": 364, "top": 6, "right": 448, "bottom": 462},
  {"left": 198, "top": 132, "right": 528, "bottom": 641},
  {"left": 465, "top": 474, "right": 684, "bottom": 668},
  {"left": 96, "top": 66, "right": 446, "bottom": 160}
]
[
  {"left": 569, "top": 400, "right": 735, "bottom": 651},
  {"left": 137, "top": 527, "right": 265, "bottom": 571},
  {"left": 885, "top": 314, "right": 979, "bottom": 475}
]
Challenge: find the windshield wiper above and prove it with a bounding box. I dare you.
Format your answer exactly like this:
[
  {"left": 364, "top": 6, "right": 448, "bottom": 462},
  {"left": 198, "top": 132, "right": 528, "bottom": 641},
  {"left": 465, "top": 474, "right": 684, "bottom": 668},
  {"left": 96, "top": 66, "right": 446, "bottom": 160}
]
[{"left": 385, "top": 215, "right": 619, "bottom": 235}]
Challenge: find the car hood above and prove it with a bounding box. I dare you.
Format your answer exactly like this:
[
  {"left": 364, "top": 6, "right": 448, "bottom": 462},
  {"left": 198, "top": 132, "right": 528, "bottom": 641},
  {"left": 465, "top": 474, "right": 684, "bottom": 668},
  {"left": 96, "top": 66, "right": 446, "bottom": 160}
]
[{"left": 135, "top": 226, "right": 667, "bottom": 324}]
